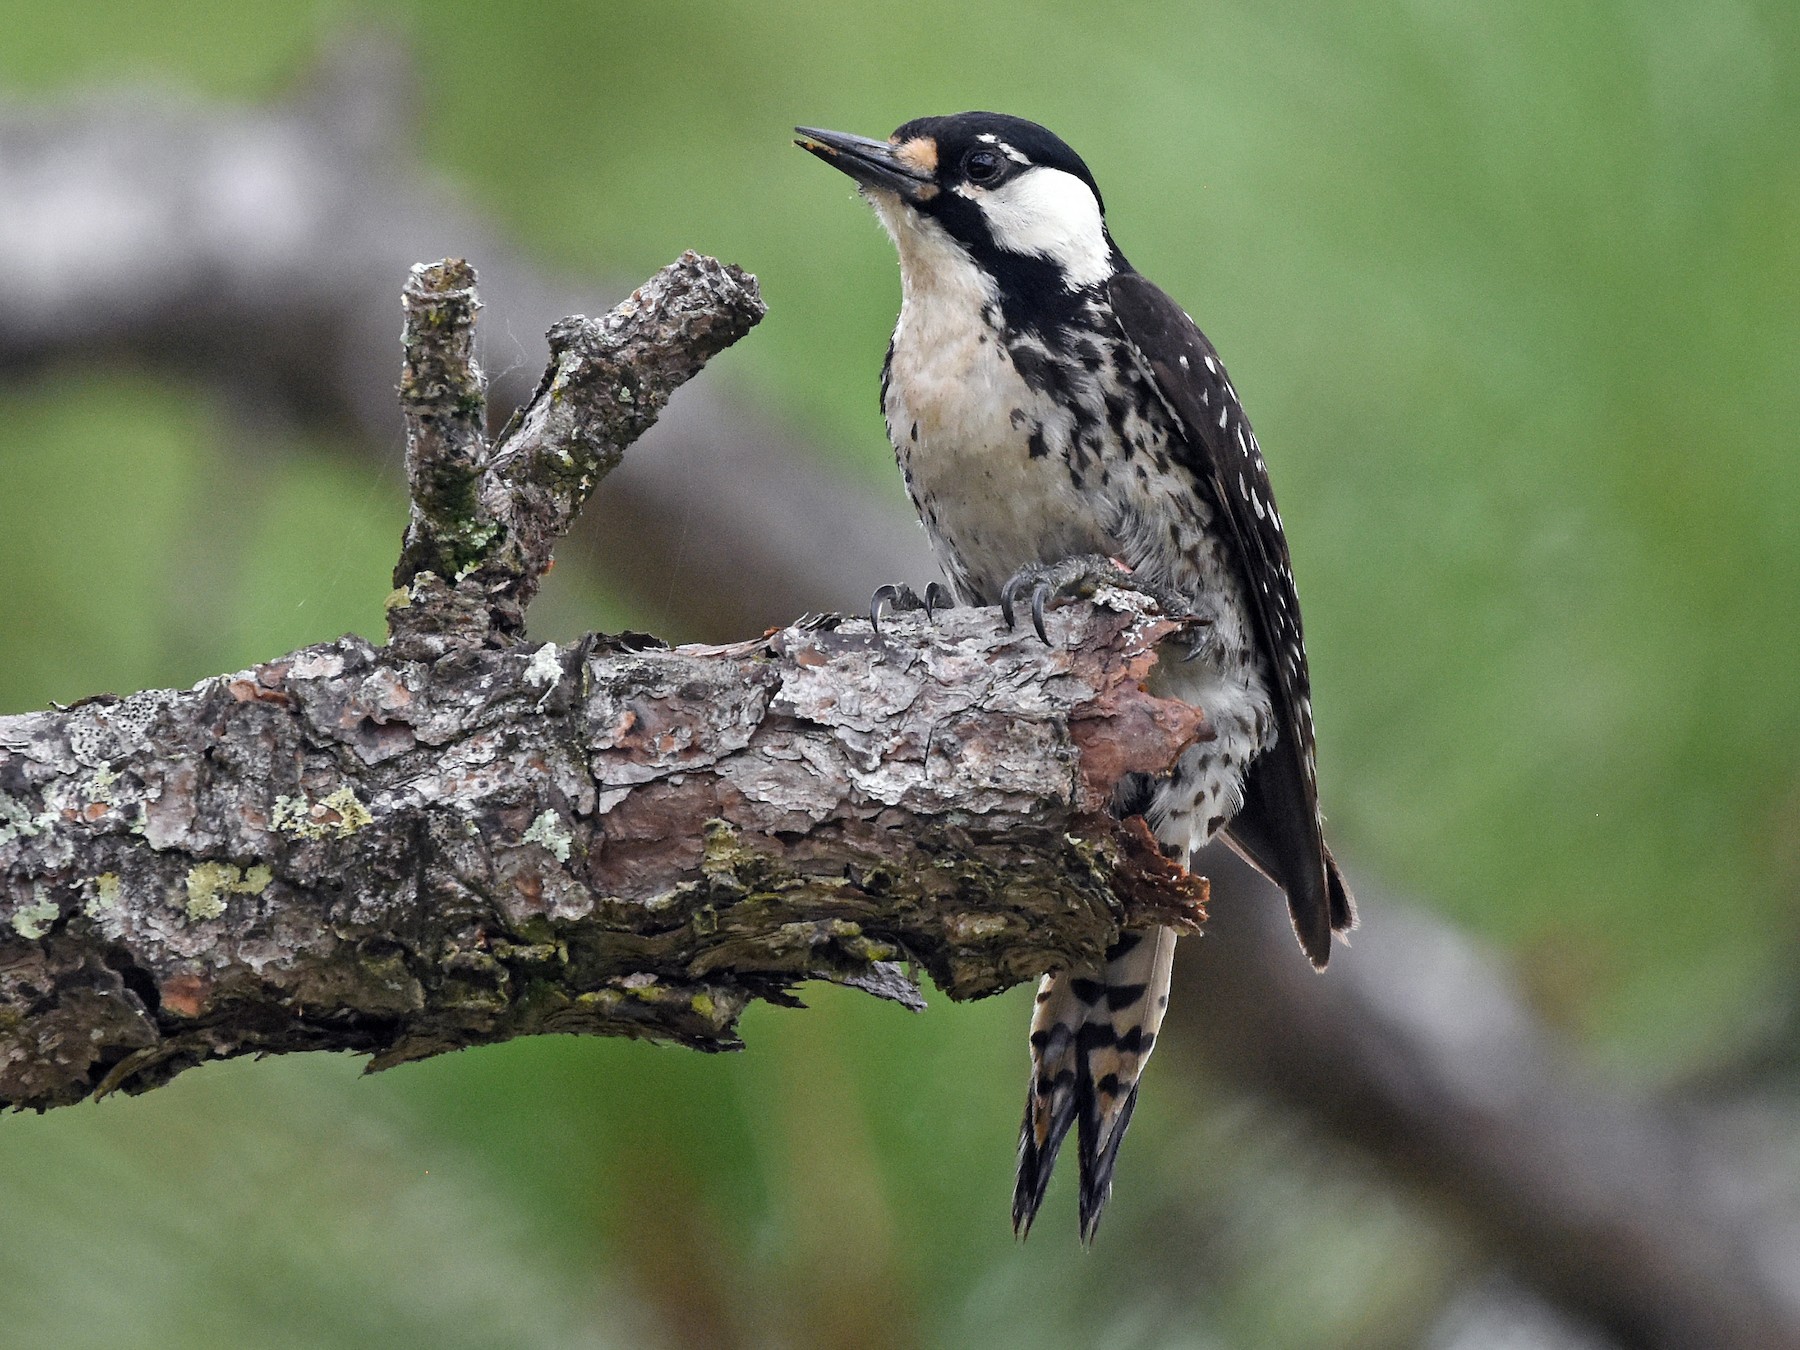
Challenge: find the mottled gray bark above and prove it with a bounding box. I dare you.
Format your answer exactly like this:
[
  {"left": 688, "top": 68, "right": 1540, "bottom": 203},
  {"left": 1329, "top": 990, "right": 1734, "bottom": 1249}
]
[
  {"left": 0, "top": 601, "right": 1205, "bottom": 1113},
  {"left": 0, "top": 254, "right": 1207, "bottom": 1112}
]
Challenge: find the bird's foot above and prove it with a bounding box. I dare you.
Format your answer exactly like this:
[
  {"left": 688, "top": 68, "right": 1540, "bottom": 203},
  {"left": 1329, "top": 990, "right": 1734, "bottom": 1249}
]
[
  {"left": 869, "top": 581, "right": 957, "bottom": 635},
  {"left": 999, "top": 555, "right": 1196, "bottom": 645}
]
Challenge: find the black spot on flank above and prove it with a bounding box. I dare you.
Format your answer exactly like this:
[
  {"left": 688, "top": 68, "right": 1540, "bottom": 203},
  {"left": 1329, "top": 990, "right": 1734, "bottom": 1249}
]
[
  {"left": 1116, "top": 1028, "right": 1153, "bottom": 1055},
  {"left": 1069, "top": 977, "right": 1105, "bottom": 1004},
  {"left": 1096, "top": 1073, "right": 1122, "bottom": 1098},
  {"left": 1136, "top": 465, "right": 1149, "bottom": 483},
  {"left": 909, "top": 421, "right": 919, "bottom": 442},
  {"left": 1030, "top": 1028, "right": 1053, "bottom": 1049},
  {"left": 1027, "top": 427, "right": 1050, "bottom": 459},
  {"left": 1035, "top": 985, "right": 1053, "bottom": 1003},
  {"left": 1010, "top": 344, "right": 1056, "bottom": 394},
  {"left": 1010, "top": 408, "right": 1027, "bottom": 428},
  {"left": 1068, "top": 468, "right": 1084, "bottom": 489},
  {"left": 1206, "top": 814, "right": 1225, "bottom": 835}
]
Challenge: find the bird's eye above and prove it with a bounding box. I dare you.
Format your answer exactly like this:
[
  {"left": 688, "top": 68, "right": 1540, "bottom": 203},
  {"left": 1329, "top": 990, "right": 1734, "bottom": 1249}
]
[{"left": 963, "top": 149, "right": 1004, "bottom": 184}]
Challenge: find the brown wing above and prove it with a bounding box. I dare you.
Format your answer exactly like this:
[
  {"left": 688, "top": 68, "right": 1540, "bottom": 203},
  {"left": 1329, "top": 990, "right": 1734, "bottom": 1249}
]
[{"left": 1108, "top": 271, "right": 1353, "bottom": 966}]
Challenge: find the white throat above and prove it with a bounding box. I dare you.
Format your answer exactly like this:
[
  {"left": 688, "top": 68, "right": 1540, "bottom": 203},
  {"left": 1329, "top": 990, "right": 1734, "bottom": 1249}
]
[{"left": 868, "top": 190, "right": 996, "bottom": 310}]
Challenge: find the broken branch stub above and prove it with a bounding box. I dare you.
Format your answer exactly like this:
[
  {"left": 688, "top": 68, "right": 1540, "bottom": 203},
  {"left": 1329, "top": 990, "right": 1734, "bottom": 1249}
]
[{"left": 388, "top": 250, "right": 766, "bottom": 651}]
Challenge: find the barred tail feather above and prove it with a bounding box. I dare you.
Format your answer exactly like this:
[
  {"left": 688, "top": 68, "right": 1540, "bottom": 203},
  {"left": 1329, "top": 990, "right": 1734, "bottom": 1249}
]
[
  {"left": 1076, "top": 925, "right": 1177, "bottom": 1242},
  {"left": 1013, "top": 973, "right": 1082, "bottom": 1237},
  {"left": 1011, "top": 925, "right": 1179, "bottom": 1241}
]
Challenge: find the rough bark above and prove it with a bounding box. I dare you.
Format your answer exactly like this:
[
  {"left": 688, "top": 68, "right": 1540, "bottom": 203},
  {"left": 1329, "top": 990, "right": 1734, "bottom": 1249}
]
[
  {"left": 0, "top": 253, "right": 1208, "bottom": 1112},
  {"left": 0, "top": 601, "right": 1205, "bottom": 1112}
]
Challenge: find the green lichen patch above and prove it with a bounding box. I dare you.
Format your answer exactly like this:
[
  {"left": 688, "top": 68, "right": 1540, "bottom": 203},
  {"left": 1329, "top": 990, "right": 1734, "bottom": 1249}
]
[
  {"left": 87, "top": 872, "right": 122, "bottom": 916},
  {"left": 0, "top": 790, "right": 56, "bottom": 847},
  {"left": 10, "top": 887, "right": 60, "bottom": 939},
  {"left": 273, "top": 788, "right": 374, "bottom": 840},
  {"left": 182, "top": 861, "right": 273, "bottom": 921},
  {"left": 522, "top": 810, "right": 573, "bottom": 861}
]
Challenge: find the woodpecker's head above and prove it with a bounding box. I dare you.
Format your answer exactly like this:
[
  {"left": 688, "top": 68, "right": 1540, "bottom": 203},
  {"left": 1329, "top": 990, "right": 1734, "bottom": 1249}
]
[{"left": 797, "top": 113, "right": 1123, "bottom": 307}]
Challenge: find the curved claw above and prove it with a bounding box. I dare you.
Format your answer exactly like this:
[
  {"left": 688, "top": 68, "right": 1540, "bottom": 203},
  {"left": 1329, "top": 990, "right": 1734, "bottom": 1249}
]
[
  {"left": 1180, "top": 615, "right": 1217, "bottom": 661},
  {"left": 999, "top": 572, "right": 1030, "bottom": 632},
  {"left": 869, "top": 583, "right": 905, "bottom": 635},
  {"left": 924, "top": 581, "right": 955, "bottom": 620},
  {"left": 1030, "top": 582, "right": 1052, "bottom": 645}
]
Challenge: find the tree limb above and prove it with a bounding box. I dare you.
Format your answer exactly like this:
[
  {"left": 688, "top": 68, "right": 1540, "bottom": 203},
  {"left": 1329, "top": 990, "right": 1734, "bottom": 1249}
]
[
  {"left": 0, "top": 255, "right": 1207, "bottom": 1112},
  {"left": 388, "top": 251, "right": 766, "bottom": 646}
]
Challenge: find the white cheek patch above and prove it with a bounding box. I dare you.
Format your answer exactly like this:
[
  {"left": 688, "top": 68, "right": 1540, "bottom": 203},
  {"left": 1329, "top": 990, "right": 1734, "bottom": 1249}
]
[{"left": 974, "top": 168, "right": 1113, "bottom": 290}]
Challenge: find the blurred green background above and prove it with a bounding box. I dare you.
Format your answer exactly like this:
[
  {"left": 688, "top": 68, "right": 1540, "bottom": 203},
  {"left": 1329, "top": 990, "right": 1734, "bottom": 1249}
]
[{"left": 2, "top": 0, "right": 1797, "bottom": 1345}]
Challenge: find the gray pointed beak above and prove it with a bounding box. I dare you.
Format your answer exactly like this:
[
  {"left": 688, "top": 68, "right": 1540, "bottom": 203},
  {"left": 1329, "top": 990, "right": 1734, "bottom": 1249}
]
[{"left": 795, "top": 126, "right": 934, "bottom": 201}]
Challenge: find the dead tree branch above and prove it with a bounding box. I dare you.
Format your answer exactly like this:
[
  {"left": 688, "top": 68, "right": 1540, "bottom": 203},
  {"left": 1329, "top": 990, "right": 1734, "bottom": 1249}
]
[{"left": 0, "top": 255, "right": 1207, "bottom": 1112}]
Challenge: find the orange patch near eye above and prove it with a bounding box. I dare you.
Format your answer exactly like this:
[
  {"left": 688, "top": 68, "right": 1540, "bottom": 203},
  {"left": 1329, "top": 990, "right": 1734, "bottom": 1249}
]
[{"left": 892, "top": 136, "right": 938, "bottom": 174}]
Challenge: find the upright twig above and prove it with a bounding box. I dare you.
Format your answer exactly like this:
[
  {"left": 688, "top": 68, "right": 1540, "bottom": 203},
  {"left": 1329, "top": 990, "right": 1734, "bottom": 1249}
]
[{"left": 387, "top": 252, "right": 765, "bottom": 652}]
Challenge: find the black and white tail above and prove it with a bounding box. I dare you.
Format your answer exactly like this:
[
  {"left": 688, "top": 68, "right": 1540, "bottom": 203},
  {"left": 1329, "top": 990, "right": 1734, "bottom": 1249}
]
[{"left": 1013, "top": 923, "right": 1179, "bottom": 1242}]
